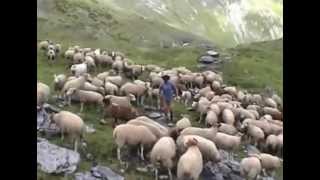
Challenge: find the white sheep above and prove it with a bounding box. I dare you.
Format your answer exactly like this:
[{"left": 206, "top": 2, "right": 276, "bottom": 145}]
[
  {"left": 84, "top": 56, "right": 96, "bottom": 72},
  {"left": 241, "top": 121, "right": 265, "bottom": 146},
  {"left": 213, "top": 132, "right": 242, "bottom": 160},
  {"left": 112, "top": 59, "right": 124, "bottom": 73},
  {"left": 180, "top": 126, "right": 218, "bottom": 142},
  {"left": 47, "top": 49, "right": 56, "bottom": 63},
  {"left": 263, "top": 107, "right": 282, "bottom": 120},
  {"left": 177, "top": 138, "right": 203, "bottom": 180},
  {"left": 217, "top": 123, "right": 238, "bottom": 135},
  {"left": 120, "top": 82, "right": 150, "bottom": 106},
  {"left": 148, "top": 88, "right": 160, "bottom": 110},
  {"left": 150, "top": 137, "right": 176, "bottom": 180},
  {"left": 191, "top": 97, "right": 210, "bottom": 122},
  {"left": 82, "top": 82, "right": 105, "bottom": 95},
  {"left": 50, "top": 111, "right": 85, "bottom": 152},
  {"left": 205, "top": 110, "right": 218, "bottom": 127},
  {"left": 176, "top": 116, "right": 192, "bottom": 130},
  {"left": 65, "top": 88, "right": 104, "bottom": 112},
  {"left": 105, "top": 75, "right": 123, "bottom": 87},
  {"left": 103, "top": 94, "right": 136, "bottom": 108},
  {"left": 176, "top": 135, "right": 221, "bottom": 162},
  {"left": 104, "top": 81, "right": 119, "bottom": 95},
  {"left": 181, "top": 90, "right": 192, "bottom": 106},
  {"left": 37, "top": 82, "right": 50, "bottom": 108},
  {"left": 38, "top": 40, "right": 49, "bottom": 50},
  {"left": 222, "top": 108, "right": 235, "bottom": 125},
  {"left": 55, "top": 43, "right": 61, "bottom": 54},
  {"left": 64, "top": 49, "right": 75, "bottom": 60},
  {"left": 62, "top": 74, "right": 90, "bottom": 105},
  {"left": 53, "top": 74, "right": 67, "bottom": 92},
  {"left": 208, "top": 103, "right": 221, "bottom": 115},
  {"left": 240, "top": 156, "right": 262, "bottom": 180},
  {"left": 250, "top": 153, "right": 282, "bottom": 177},
  {"left": 70, "top": 63, "right": 87, "bottom": 77},
  {"left": 73, "top": 52, "right": 84, "bottom": 64},
  {"left": 113, "top": 124, "right": 157, "bottom": 163},
  {"left": 264, "top": 97, "right": 277, "bottom": 108},
  {"left": 91, "top": 77, "right": 104, "bottom": 88}
]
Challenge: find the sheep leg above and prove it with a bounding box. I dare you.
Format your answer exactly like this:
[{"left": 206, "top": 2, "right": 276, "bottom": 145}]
[
  {"left": 117, "top": 147, "right": 122, "bottom": 163},
  {"left": 140, "top": 144, "right": 145, "bottom": 161},
  {"left": 74, "top": 139, "right": 78, "bottom": 152},
  {"left": 168, "top": 168, "right": 173, "bottom": 180},
  {"left": 80, "top": 103, "right": 84, "bottom": 113},
  {"left": 141, "top": 96, "right": 145, "bottom": 106},
  {"left": 154, "top": 168, "right": 159, "bottom": 180},
  {"left": 61, "top": 131, "right": 64, "bottom": 142}
]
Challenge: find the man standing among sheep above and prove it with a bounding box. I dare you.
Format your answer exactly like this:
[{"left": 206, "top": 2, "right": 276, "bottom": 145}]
[{"left": 160, "top": 75, "right": 177, "bottom": 122}]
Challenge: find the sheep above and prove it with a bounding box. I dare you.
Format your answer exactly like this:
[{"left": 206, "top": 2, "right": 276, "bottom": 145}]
[
  {"left": 120, "top": 82, "right": 150, "bottom": 106},
  {"left": 82, "top": 82, "right": 105, "bottom": 95},
  {"left": 124, "top": 64, "right": 145, "bottom": 80},
  {"left": 103, "top": 94, "right": 136, "bottom": 108},
  {"left": 176, "top": 116, "right": 192, "bottom": 130},
  {"left": 248, "top": 109, "right": 260, "bottom": 120},
  {"left": 53, "top": 74, "right": 67, "bottom": 92},
  {"left": 150, "top": 137, "right": 176, "bottom": 180},
  {"left": 202, "top": 71, "right": 216, "bottom": 83},
  {"left": 217, "top": 123, "right": 238, "bottom": 135},
  {"left": 250, "top": 153, "right": 282, "bottom": 177},
  {"left": 70, "top": 63, "right": 87, "bottom": 77},
  {"left": 65, "top": 88, "right": 104, "bottom": 113},
  {"left": 208, "top": 103, "right": 221, "bottom": 115},
  {"left": 213, "top": 132, "right": 242, "bottom": 160},
  {"left": 95, "top": 54, "right": 113, "bottom": 67},
  {"left": 150, "top": 74, "right": 164, "bottom": 88},
  {"left": 105, "top": 75, "right": 123, "bottom": 87},
  {"left": 73, "top": 51, "right": 84, "bottom": 64},
  {"left": 106, "top": 103, "right": 139, "bottom": 127},
  {"left": 191, "top": 97, "right": 210, "bottom": 122},
  {"left": 251, "top": 94, "right": 263, "bottom": 105},
  {"left": 223, "top": 86, "right": 237, "bottom": 97},
  {"left": 246, "top": 104, "right": 261, "bottom": 112},
  {"left": 148, "top": 88, "right": 160, "bottom": 110},
  {"left": 240, "top": 156, "right": 262, "bottom": 180},
  {"left": 241, "top": 121, "right": 265, "bottom": 146},
  {"left": 211, "top": 80, "right": 221, "bottom": 91},
  {"left": 237, "top": 90, "right": 245, "bottom": 101},
  {"left": 176, "top": 135, "right": 221, "bottom": 163},
  {"left": 239, "top": 108, "right": 256, "bottom": 121},
  {"left": 205, "top": 110, "right": 218, "bottom": 127},
  {"left": 112, "top": 59, "right": 124, "bottom": 73},
  {"left": 38, "top": 40, "right": 49, "bottom": 50},
  {"left": 264, "top": 97, "right": 277, "bottom": 108},
  {"left": 127, "top": 119, "right": 168, "bottom": 139},
  {"left": 264, "top": 134, "right": 279, "bottom": 154},
  {"left": 177, "top": 73, "right": 194, "bottom": 89},
  {"left": 177, "top": 138, "right": 203, "bottom": 180},
  {"left": 55, "top": 43, "right": 61, "bottom": 54},
  {"left": 47, "top": 49, "right": 56, "bottom": 63},
  {"left": 181, "top": 90, "right": 192, "bottom": 106},
  {"left": 272, "top": 94, "right": 282, "bottom": 108},
  {"left": 263, "top": 107, "right": 282, "bottom": 120},
  {"left": 90, "top": 77, "right": 104, "bottom": 88},
  {"left": 97, "top": 71, "right": 110, "bottom": 81},
  {"left": 220, "top": 94, "right": 233, "bottom": 101},
  {"left": 84, "top": 56, "right": 96, "bottom": 72},
  {"left": 222, "top": 108, "right": 235, "bottom": 125},
  {"left": 242, "top": 119, "right": 272, "bottom": 135},
  {"left": 193, "top": 73, "right": 205, "bottom": 88},
  {"left": 134, "top": 116, "right": 170, "bottom": 134},
  {"left": 266, "top": 119, "right": 283, "bottom": 127},
  {"left": 64, "top": 49, "right": 75, "bottom": 60},
  {"left": 104, "top": 81, "right": 119, "bottom": 95},
  {"left": 113, "top": 124, "right": 157, "bottom": 163},
  {"left": 180, "top": 126, "right": 218, "bottom": 142},
  {"left": 37, "top": 82, "right": 50, "bottom": 108},
  {"left": 47, "top": 44, "right": 55, "bottom": 51},
  {"left": 50, "top": 111, "right": 85, "bottom": 152}
]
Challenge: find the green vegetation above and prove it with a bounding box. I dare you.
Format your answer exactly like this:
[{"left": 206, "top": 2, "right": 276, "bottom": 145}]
[
  {"left": 222, "top": 39, "right": 283, "bottom": 97},
  {"left": 37, "top": 0, "right": 283, "bottom": 179}
]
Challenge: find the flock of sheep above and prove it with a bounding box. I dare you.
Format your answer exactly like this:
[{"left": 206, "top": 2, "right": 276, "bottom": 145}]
[{"left": 37, "top": 39, "right": 283, "bottom": 180}]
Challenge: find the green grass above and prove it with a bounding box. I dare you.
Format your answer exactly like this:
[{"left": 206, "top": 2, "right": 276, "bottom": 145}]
[
  {"left": 37, "top": 0, "right": 283, "bottom": 179},
  {"left": 222, "top": 39, "right": 283, "bottom": 97}
]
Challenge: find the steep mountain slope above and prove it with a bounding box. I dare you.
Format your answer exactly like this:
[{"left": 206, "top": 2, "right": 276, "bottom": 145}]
[{"left": 111, "top": 0, "right": 283, "bottom": 47}]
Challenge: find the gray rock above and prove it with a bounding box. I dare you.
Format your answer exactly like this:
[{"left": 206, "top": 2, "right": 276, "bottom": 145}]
[
  {"left": 229, "top": 173, "right": 244, "bottom": 180},
  {"left": 218, "top": 162, "right": 232, "bottom": 174},
  {"left": 37, "top": 105, "right": 60, "bottom": 136},
  {"left": 91, "top": 165, "right": 124, "bottom": 180},
  {"left": 225, "top": 160, "right": 241, "bottom": 174},
  {"left": 75, "top": 172, "right": 99, "bottom": 180},
  {"left": 37, "top": 138, "right": 80, "bottom": 174},
  {"left": 147, "top": 112, "right": 162, "bottom": 119},
  {"left": 199, "top": 55, "right": 217, "bottom": 64},
  {"left": 245, "top": 144, "right": 261, "bottom": 155}
]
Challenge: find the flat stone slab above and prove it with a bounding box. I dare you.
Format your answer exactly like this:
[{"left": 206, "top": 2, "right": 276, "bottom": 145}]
[
  {"left": 75, "top": 165, "right": 124, "bottom": 180},
  {"left": 37, "top": 138, "right": 80, "bottom": 174}
]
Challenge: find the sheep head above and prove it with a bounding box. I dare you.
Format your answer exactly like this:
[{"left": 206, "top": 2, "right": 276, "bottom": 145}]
[
  {"left": 128, "top": 94, "right": 136, "bottom": 102},
  {"left": 185, "top": 137, "right": 198, "bottom": 147}
]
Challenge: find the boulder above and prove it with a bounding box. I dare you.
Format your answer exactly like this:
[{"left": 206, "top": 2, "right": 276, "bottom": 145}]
[
  {"left": 75, "top": 165, "right": 124, "bottom": 180},
  {"left": 37, "top": 138, "right": 80, "bottom": 174}
]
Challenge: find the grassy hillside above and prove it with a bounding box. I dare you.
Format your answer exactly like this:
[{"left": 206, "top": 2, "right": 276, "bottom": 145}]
[
  {"left": 37, "top": 0, "right": 283, "bottom": 179},
  {"left": 222, "top": 39, "right": 283, "bottom": 97}
]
